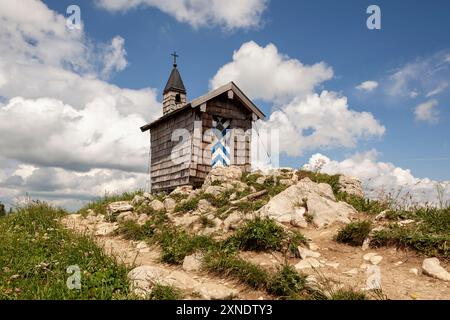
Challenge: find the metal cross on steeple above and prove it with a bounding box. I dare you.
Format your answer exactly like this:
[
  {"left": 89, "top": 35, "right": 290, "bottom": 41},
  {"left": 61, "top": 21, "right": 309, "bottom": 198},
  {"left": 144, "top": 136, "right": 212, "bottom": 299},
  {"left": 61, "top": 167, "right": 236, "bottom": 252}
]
[{"left": 171, "top": 51, "right": 179, "bottom": 67}]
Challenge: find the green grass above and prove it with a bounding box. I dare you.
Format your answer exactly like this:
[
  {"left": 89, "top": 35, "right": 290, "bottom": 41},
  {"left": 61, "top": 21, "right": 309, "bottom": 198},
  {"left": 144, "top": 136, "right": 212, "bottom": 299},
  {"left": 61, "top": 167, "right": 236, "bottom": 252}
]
[
  {"left": 266, "top": 265, "right": 307, "bottom": 299},
  {"left": 335, "top": 221, "right": 372, "bottom": 246},
  {"left": 0, "top": 202, "right": 132, "bottom": 300},
  {"left": 158, "top": 228, "right": 215, "bottom": 264},
  {"left": 229, "top": 218, "right": 307, "bottom": 254},
  {"left": 174, "top": 197, "right": 200, "bottom": 213},
  {"left": 78, "top": 190, "right": 144, "bottom": 216},
  {"left": 202, "top": 251, "right": 269, "bottom": 290},
  {"left": 296, "top": 170, "right": 341, "bottom": 195},
  {"left": 229, "top": 218, "right": 287, "bottom": 252},
  {"left": 149, "top": 284, "right": 183, "bottom": 300},
  {"left": 371, "top": 207, "right": 450, "bottom": 258},
  {"left": 331, "top": 289, "right": 367, "bottom": 300},
  {"left": 336, "top": 192, "right": 387, "bottom": 215}
]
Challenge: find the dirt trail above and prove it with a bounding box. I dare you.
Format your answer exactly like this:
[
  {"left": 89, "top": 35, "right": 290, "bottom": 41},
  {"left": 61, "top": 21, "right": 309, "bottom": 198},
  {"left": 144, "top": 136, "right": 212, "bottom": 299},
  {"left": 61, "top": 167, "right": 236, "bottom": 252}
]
[
  {"left": 296, "top": 223, "right": 450, "bottom": 300},
  {"left": 61, "top": 215, "right": 269, "bottom": 300}
]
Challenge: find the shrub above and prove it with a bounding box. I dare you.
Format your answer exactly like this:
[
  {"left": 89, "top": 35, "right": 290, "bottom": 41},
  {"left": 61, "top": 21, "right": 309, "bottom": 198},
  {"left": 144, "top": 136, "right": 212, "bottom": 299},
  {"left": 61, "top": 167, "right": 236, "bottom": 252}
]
[
  {"left": 231, "top": 218, "right": 286, "bottom": 251},
  {"left": 331, "top": 289, "right": 367, "bottom": 300},
  {"left": 203, "top": 251, "right": 269, "bottom": 289},
  {"left": 0, "top": 201, "right": 6, "bottom": 217},
  {"left": 149, "top": 284, "right": 183, "bottom": 300},
  {"left": 159, "top": 228, "right": 215, "bottom": 264},
  {"left": 336, "top": 193, "right": 386, "bottom": 215},
  {"left": 267, "top": 265, "right": 307, "bottom": 298},
  {"left": 174, "top": 197, "right": 199, "bottom": 213},
  {"left": 336, "top": 221, "right": 372, "bottom": 246},
  {"left": 371, "top": 206, "right": 450, "bottom": 258}
]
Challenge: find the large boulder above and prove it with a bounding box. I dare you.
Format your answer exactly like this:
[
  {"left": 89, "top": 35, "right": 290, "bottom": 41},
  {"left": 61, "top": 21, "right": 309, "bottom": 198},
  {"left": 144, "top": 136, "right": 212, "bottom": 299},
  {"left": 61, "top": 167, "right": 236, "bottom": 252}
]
[
  {"left": 258, "top": 178, "right": 356, "bottom": 228},
  {"left": 106, "top": 201, "right": 133, "bottom": 216},
  {"left": 149, "top": 199, "right": 165, "bottom": 212},
  {"left": 203, "top": 166, "right": 243, "bottom": 187},
  {"left": 338, "top": 175, "right": 364, "bottom": 198},
  {"left": 163, "top": 198, "right": 177, "bottom": 213}
]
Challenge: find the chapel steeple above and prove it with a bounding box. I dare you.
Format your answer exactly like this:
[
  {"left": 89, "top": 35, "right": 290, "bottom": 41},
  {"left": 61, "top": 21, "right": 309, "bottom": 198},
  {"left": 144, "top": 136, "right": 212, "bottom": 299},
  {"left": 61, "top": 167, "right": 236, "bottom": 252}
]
[{"left": 163, "top": 52, "right": 186, "bottom": 115}]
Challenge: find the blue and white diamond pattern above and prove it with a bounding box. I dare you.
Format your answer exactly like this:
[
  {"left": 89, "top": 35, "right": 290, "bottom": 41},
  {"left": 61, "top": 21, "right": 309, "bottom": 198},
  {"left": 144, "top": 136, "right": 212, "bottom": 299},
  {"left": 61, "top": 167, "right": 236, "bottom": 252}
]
[{"left": 211, "top": 116, "right": 231, "bottom": 168}]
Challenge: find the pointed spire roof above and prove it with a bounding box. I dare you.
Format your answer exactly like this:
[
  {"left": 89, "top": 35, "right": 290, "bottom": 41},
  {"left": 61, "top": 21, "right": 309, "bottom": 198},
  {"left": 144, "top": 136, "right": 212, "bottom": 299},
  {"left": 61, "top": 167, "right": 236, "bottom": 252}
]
[{"left": 163, "top": 65, "right": 186, "bottom": 94}]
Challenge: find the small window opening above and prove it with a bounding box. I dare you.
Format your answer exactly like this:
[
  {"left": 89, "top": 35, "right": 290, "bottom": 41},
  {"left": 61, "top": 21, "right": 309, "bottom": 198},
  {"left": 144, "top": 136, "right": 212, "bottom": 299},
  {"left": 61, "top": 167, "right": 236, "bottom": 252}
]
[{"left": 175, "top": 93, "right": 181, "bottom": 103}]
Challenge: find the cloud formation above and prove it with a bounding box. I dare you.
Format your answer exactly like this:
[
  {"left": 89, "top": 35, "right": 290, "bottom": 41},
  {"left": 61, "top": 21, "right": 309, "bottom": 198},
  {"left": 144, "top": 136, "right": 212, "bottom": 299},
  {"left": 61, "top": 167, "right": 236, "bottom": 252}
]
[
  {"left": 414, "top": 99, "right": 440, "bottom": 124},
  {"left": 211, "top": 41, "right": 385, "bottom": 157},
  {"left": 0, "top": 0, "right": 158, "bottom": 209},
  {"left": 303, "top": 151, "right": 450, "bottom": 206},
  {"left": 356, "top": 80, "right": 379, "bottom": 92},
  {"left": 211, "top": 41, "right": 333, "bottom": 103},
  {"left": 95, "top": 0, "right": 268, "bottom": 30}
]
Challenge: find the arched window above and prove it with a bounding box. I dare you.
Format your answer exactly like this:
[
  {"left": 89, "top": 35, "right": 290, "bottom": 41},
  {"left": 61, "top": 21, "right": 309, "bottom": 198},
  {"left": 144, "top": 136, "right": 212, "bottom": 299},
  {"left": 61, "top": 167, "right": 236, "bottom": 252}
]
[{"left": 175, "top": 93, "right": 181, "bottom": 103}]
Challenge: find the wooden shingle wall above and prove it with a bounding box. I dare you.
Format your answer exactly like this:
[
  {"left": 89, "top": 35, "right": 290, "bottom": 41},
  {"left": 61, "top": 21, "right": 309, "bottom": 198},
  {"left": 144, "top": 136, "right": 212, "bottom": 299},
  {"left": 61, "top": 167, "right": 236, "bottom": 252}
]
[{"left": 150, "top": 108, "right": 194, "bottom": 192}]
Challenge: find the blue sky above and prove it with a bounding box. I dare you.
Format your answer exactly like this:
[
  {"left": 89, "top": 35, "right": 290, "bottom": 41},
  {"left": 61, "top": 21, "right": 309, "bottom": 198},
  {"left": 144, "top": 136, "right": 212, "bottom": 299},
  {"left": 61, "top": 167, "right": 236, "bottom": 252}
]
[
  {"left": 45, "top": 0, "right": 449, "bottom": 180},
  {"left": 0, "top": 0, "right": 448, "bottom": 209}
]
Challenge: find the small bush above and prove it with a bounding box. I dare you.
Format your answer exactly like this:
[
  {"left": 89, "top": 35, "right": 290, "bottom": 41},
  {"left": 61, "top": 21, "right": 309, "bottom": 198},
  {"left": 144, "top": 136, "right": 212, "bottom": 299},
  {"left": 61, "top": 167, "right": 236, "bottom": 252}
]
[
  {"left": 116, "top": 220, "right": 156, "bottom": 241},
  {"left": 371, "top": 206, "right": 450, "bottom": 258},
  {"left": 174, "top": 197, "right": 199, "bottom": 213},
  {"left": 203, "top": 251, "right": 269, "bottom": 289},
  {"left": 267, "top": 265, "right": 307, "bottom": 298},
  {"left": 149, "top": 284, "right": 183, "bottom": 300},
  {"left": 231, "top": 218, "right": 286, "bottom": 251},
  {"left": 159, "top": 228, "right": 215, "bottom": 264},
  {"left": 336, "top": 221, "right": 372, "bottom": 246},
  {"left": 331, "top": 289, "right": 367, "bottom": 300},
  {"left": 336, "top": 193, "right": 386, "bottom": 214}
]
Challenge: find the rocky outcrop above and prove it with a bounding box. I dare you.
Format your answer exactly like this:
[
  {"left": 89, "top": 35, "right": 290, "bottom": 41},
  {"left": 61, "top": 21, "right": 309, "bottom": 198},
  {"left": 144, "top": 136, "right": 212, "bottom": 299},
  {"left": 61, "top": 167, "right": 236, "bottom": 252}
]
[
  {"left": 338, "top": 175, "right": 364, "bottom": 198},
  {"left": 106, "top": 201, "right": 133, "bottom": 216},
  {"left": 203, "top": 166, "right": 243, "bottom": 187},
  {"left": 127, "top": 265, "right": 238, "bottom": 299},
  {"left": 258, "top": 178, "right": 357, "bottom": 228}
]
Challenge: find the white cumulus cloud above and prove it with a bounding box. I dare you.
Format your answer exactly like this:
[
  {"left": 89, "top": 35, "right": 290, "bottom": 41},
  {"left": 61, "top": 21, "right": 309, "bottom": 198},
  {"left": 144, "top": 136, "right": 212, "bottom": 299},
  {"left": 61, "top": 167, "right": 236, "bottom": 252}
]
[
  {"left": 356, "top": 80, "right": 379, "bottom": 92},
  {"left": 210, "top": 41, "right": 333, "bottom": 103},
  {"left": 303, "top": 151, "right": 450, "bottom": 206},
  {"left": 95, "top": 0, "right": 268, "bottom": 30},
  {"left": 414, "top": 99, "right": 440, "bottom": 124}
]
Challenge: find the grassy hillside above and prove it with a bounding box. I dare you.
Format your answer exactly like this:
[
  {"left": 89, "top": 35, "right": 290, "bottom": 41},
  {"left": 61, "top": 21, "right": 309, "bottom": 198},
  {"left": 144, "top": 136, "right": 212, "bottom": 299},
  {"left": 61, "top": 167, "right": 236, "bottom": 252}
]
[{"left": 0, "top": 202, "right": 132, "bottom": 300}]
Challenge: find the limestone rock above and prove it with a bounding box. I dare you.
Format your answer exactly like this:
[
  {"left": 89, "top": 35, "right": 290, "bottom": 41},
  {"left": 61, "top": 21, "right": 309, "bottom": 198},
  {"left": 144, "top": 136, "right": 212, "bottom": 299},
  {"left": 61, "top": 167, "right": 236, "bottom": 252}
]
[
  {"left": 197, "top": 199, "right": 215, "bottom": 214},
  {"left": 338, "top": 175, "right": 364, "bottom": 198},
  {"left": 143, "top": 192, "right": 154, "bottom": 201},
  {"left": 170, "top": 185, "right": 194, "bottom": 196},
  {"left": 223, "top": 212, "right": 243, "bottom": 232},
  {"left": 198, "top": 283, "right": 238, "bottom": 300},
  {"left": 106, "top": 201, "right": 133, "bottom": 215},
  {"left": 204, "top": 185, "right": 226, "bottom": 197},
  {"left": 295, "top": 257, "right": 323, "bottom": 270},
  {"left": 182, "top": 253, "right": 204, "bottom": 272},
  {"left": 258, "top": 178, "right": 356, "bottom": 228},
  {"left": 409, "top": 268, "right": 419, "bottom": 276},
  {"left": 298, "top": 247, "right": 321, "bottom": 259},
  {"left": 163, "top": 198, "right": 176, "bottom": 213},
  {"left": 137, "top": 214, "right": 149, "bottom": 226},
  {"left": 95, "top": 222, "right": 118, "bottom": 236},
  {"left": 131, "top": 195, "right": 146, "bottom": 207},
  {"left": 149, "top": 199, "right": 165, "bottom": 212},
  {"left": 203, "top": 166, "right": 243, "bottom": 187},
  {"left": 117, "top": 211, "right": 138, "bottom": 222},
  {"left": 127, "top": 265, "right": 168, "bottom": 296},
  {"left": 370, "top": 255, "right": 383, "bottom": 265},
  {"left": 422, "top": 258, "right": 450, "bottom": 281}
]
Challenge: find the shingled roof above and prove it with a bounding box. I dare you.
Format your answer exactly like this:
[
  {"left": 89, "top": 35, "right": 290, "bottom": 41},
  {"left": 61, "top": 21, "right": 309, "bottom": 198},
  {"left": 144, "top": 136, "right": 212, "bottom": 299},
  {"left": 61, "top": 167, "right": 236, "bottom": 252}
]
[{"left": 163, "top": 65, "right": 186, "bottom": 94}]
